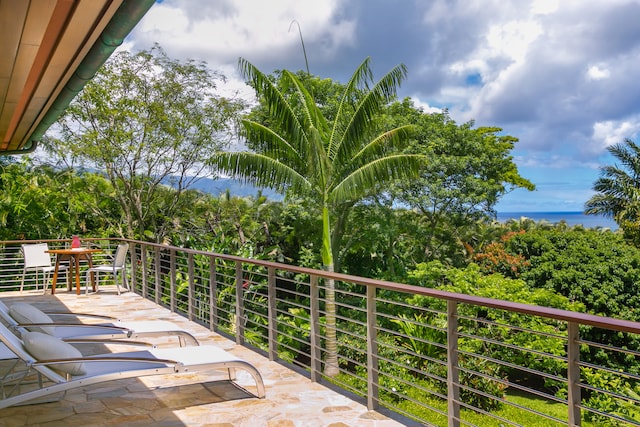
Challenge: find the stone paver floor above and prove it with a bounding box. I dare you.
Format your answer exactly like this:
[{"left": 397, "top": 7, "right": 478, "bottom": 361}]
[{"left": 0, "top": 289, "right": 408, "bottom": 427}]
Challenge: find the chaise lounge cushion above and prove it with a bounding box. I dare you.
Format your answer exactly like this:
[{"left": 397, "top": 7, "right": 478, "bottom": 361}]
[
  {"left": 22, "top": 331, "right": 86, "bottom": 375},
  {"left": 9, "top": 302, "right": 55, "bottom": 335}
]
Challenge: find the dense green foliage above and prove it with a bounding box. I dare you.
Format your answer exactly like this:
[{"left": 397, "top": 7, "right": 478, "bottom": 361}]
[
  {"left": 0, "top": 159, "right": 115, "bottom": 239},
  {"left": 504, "top": 228, "right": 640, "bottom": 322},
  {"left": 385, "top": 100, "right": 534, "bottom": 257},
  {"left": 44, "top": 45, "right": 245, "bottom": 242}
]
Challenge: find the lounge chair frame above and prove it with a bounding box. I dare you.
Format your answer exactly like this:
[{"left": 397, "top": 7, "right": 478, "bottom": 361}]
[
  {"left": 0, "top": 321, "right": 265, "bottom": 409},
  {"left": 0, "top": 300, "right": 199, "bottom": 347}
]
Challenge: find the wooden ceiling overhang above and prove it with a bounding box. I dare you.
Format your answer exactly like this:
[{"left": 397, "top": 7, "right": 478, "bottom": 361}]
[{"left": 0, "top": 0, "right": 154, "bottom": 154}]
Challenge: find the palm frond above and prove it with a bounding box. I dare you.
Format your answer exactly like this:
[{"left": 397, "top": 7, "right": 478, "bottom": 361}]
[
  {"left": 333, "top": 63, "right": 408, "bottom": 162},
  {"left": 327, "top": 58, "right": 373, "bottom": 159},
  {"left": 598, "top": 169, "right": 640, "bottom": 197},
  {"left": 211, "top": 151, "right": 310, "bottom": 191},
  {"left": 241, "top": 120, "right": 302, "bottom": 166},
  {"left": 584, "top": 194, "right": 617, "bottom": 218},
  {"left": 305, "top": 126, "right": 331, "bottom": 192},
  {"left": 346, "top": 125, "right": 415, "bottom": 167},
  {"left": 607, "top": 139, "right": 640, "bottom": 179},
  {"left": 330, "top": 154, "right": 427, "bottom": 202},
  {"left": 587, "top": 138, "right": 640, "bottom": 222},
  {"left": 238, "top": 58, "right": 310, "bottom": 151},
  {"left": 280, "top": 70, "right": 330, "bottom": 186},
  {"left": 281, "top": 70, "right": 329, "bottom": 139}
]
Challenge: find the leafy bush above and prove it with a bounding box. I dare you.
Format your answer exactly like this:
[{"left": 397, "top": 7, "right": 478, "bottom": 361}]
[
  {"left": 565, "top": 368, "right": 640, "bottom": 425},
  {"left": 505, "top": 229, "right": 640, "bottom": 320},
  {"left": 504, "top": 228, "right": 640, "bottom": 371},
  {"left": 407, "top": 262, "right": 580, "bottom": 397},
  {"left": 472, "top": 230, "right": 529, "bottom": 277},
  {"left": 458, "top": 356, "right": 508, "bottom": 412}
]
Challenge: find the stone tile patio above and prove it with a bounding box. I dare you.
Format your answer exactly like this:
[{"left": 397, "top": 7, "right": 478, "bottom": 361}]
[{"left": 0, "top": 289, "right": 411, "bottom": 427}]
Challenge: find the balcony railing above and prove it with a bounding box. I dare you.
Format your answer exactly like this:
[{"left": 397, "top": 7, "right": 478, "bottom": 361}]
[{"left": 1, "top": 238, "right": 639, "bottom": 426}]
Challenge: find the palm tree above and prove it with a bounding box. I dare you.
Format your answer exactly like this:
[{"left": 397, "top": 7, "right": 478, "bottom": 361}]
[
  {"left": 212, "top": 57, "right": 426, "bottom": 376},
  {"left": 585, "top": 138, "right": 640, "bottom": 241}
]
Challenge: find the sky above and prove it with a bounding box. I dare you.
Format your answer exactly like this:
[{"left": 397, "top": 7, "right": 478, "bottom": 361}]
[{"left": 122, "top": 0, "right": 640, "bottom": 212}]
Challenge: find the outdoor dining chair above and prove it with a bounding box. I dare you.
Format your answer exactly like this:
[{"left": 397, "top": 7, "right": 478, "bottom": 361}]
[
  {"left": 85, "top": 243, "right": 129, "bottom": 295},
  {"left": 20, "top": 243, "right": 68, "bottom": 295}
]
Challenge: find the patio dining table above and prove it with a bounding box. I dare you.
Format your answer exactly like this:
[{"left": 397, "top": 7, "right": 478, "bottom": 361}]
[{"left": 46, "top": 248, "right": 102, "bottom": 295}]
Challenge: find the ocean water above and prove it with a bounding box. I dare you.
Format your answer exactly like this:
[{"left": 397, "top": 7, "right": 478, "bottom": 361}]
[{"left": 496, "top": 212, "right": 618, "bottom": 230}]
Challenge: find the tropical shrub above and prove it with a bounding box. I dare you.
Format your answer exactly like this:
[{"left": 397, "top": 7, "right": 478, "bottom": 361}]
[
  {"left": 472, "top": 230, "right": 529, "bottom": 277},
  {"left": 502, "top": 228, "right": 640, "bottom": 371},
  {"left": 406, "top": 262, "right": 582, "bottom": 397}
]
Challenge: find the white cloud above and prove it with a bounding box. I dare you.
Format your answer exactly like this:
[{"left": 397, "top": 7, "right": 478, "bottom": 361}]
[
  {"left": 485, "top": 20, "right": 543, "bottom": 63},
  {"left": 410, "top": 97, "right": 443, "bottom": 115},
  {"left": 587, "top": 64, "right": 610, "bottom": 80},
  {"left": 530, "top": 0, "right": 559, "bottom": 15},
  {"left": 449, "top": 59, "right": 489, "bottom": 80},
  {"left": 133, "top": 0, "right": 353, "bottom": 65},
  {"left": 592, "top": 119, "right": 640, "bottom": 147}
]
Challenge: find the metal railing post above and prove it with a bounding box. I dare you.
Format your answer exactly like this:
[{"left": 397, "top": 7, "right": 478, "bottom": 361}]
[
  {"left": 209, "top": 255, "right": 217, "bottom": 330},
  {"left": 447, "top": 300, "right": 460, "bottom": 427},
  {"left": 129, "top": 243, "right": 138, "bottom": 293},
  {"left": 154, "top": 246, "right": 161, "bottom": 304},
  {"left": 169, "top": 249, "right": 176, "bottom": 313},
  {"left": 568, "top": 321, "right": 582, "bottom": 426},
  {"left": 235, "top": 261, "right": 245, "bottom": 345},
  {"left": 141, "top": 245, "right": 148, "bottom": 299},
  {"left": 310, "top": 275, "right": 321, "bottom": 382},
  {"left": 267, "top": 267, "right": 277, "bottom": 360},
  {"left": 366, "top": 285, "right": 379, "bottom": 410},
  {"left": 187, "top": 253, "right": 194, "bottom": 321}
]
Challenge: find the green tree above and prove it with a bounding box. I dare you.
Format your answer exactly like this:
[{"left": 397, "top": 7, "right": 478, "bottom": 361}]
[
  {"left": 211, "top": 57, "right": 426, "bottom": 376},
  {"left": 46, "top": 44, "right": 245, "bottom": 242},
  {"left": 384, "top": 100, "right": 534, "bottom": 263},
  {"left": 585, "top": 138, "right": 640, "bottom": 243}
]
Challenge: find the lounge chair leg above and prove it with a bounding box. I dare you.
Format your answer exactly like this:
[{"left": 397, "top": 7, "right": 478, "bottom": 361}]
[{"left": 228, "top": 368, "right": 237, "bottom": 381}]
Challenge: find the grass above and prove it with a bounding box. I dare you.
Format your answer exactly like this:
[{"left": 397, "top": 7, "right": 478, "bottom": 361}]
[
  {"left": 330, "top": 367, "right": 640, "bottom": 426},
  {"left": 391, "top": 387, "right": 603, "bottom": 427}
]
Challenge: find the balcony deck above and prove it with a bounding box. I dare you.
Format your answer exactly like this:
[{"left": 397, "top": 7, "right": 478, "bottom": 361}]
[{"left": 0, "top": 288, "right": 406, "bottom": 427}]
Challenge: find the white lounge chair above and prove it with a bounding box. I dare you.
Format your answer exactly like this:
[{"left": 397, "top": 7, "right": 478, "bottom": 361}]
[
  {"left": 0, "top": 301, "right": 199, "bottom": 347},
  {"left": 0, "top": 321, "right": 265, "bottom": 409}
]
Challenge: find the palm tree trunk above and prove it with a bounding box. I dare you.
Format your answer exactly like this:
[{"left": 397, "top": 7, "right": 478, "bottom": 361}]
[{"left": 321, "top": 206, "right": 340, "bottom": 377}]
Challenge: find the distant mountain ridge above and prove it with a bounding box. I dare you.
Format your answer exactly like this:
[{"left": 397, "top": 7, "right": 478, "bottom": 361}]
[{"left": 190, "top": 177, "right": 283, "bottom": 200}]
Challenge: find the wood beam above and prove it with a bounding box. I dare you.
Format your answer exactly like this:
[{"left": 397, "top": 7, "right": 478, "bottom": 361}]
[{"left": 2, "top": 0, "right": 77, "bottom": 148}]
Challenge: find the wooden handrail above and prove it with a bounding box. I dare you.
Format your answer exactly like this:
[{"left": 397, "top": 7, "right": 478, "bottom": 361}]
[{"left": 8, "top": 237, "right": 640, "bottom": 334}]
